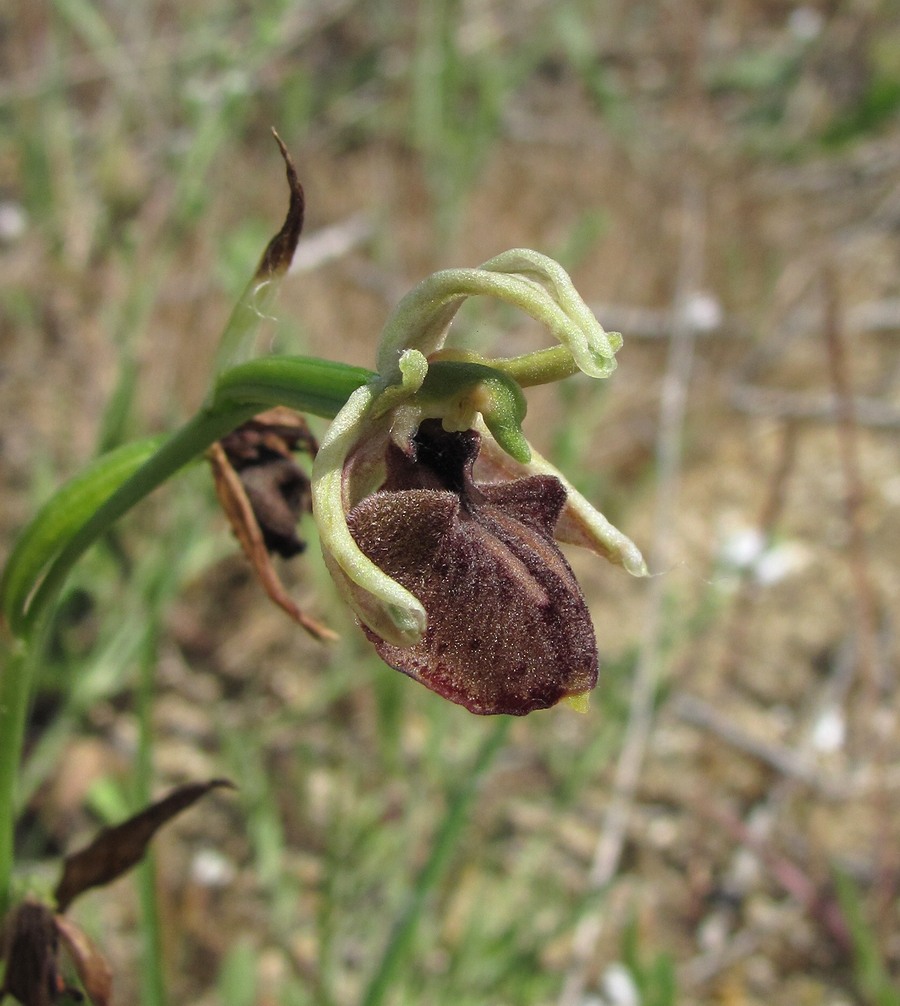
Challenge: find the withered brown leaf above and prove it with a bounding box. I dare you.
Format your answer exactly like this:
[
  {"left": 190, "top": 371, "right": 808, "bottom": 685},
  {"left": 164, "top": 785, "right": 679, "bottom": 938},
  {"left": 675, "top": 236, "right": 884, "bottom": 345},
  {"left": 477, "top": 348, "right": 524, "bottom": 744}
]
[
  {"left": 55, "top": 916, "right": 112, "bottom": 1006},
  {"left": 210, "top": 409, "right": 338, "bottom": 642},
  {"left": 54, "top": 779, "right": 234, "bottom": 913},
  {"left": 256, "top": 129, "right": 305, "bottom": 278}
]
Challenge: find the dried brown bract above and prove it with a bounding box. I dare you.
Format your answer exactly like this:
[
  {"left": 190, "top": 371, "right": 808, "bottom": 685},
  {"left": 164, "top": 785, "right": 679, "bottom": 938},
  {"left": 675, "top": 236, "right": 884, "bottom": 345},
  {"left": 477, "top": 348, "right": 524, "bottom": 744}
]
[{"left": 210, "top": 408, "right": 337, "bottom": 641}]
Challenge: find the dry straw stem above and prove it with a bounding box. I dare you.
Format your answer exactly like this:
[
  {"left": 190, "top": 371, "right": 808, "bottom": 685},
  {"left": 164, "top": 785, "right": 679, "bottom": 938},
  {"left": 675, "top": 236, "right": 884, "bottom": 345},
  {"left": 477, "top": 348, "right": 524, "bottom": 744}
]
[
  {"left": 729, "top": 382, "right": 900, "bottom": 429},
  {"left": 557, "top": 180, "right": 706, "bottom": 1006},
  {"left": 716, "top": 420, "right": 799, "bottom": 687},
  {"left": 822, "top": 265, "right": 895, "bottom": 933},
  {"left": 822, "top": 266, "right": 881, "bottom": 700}
]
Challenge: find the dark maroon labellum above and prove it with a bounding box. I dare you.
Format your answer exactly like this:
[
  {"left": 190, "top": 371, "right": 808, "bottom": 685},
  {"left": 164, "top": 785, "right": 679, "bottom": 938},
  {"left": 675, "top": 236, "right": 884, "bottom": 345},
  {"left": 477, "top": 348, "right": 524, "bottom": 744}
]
[{"left": 346, "top": 420, "right": 598, "bottom": 715}]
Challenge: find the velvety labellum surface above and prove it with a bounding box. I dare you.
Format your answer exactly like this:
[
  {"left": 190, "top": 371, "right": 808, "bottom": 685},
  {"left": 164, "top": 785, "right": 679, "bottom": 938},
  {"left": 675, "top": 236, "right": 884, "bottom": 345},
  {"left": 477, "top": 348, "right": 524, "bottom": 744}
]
[{"left": 347, "top": 421, "right": 598, "bottom": 715}]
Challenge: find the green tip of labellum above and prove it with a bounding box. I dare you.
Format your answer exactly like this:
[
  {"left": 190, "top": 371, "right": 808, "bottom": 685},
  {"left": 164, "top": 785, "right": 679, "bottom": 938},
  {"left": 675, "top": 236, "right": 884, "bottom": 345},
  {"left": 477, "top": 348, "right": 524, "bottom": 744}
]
[
  {"left": 481, "top": 406, "right": 531, "bottom": 465},
  {"left": 561, "top": 692, "right": 591, "bottom": 714}
]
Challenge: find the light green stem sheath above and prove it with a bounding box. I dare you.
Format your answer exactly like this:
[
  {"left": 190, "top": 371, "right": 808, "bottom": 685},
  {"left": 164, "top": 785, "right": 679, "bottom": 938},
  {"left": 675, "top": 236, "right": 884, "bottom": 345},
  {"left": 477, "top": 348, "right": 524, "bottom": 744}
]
[{"left": 214, "top": 356, "right": 373, "bottom": 415}]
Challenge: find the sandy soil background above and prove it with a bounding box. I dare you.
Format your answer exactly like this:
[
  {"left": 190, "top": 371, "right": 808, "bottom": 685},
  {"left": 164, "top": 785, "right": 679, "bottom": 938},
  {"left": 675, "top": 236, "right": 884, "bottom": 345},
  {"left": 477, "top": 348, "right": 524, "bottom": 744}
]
[{"left": 2, "top": 2, "right": 900, "bottom": 1003}]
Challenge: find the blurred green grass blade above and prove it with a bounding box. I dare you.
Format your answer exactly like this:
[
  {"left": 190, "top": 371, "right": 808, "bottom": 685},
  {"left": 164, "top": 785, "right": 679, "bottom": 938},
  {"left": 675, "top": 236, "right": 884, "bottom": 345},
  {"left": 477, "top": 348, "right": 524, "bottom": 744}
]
[
  {"left": 360, "top": 718, "right": 511, "bottom": 1006},
  {"left": 217, "top": 942, "right": 258, "bottom": 1006},
  {"left": 833, "top": 869, "right": 896, "bottom": 1005},
  {"left": 0, "top": 437, "right": 164, "bottom": 636},
  {"left": 17, "top": 406, "right": 263, "bottom": 639},
  {"left": 51, "top": 0, "right": 121, "bottom": 78},
  {"left": 0, "top": 636, "right": 32, "bottom": 916}
]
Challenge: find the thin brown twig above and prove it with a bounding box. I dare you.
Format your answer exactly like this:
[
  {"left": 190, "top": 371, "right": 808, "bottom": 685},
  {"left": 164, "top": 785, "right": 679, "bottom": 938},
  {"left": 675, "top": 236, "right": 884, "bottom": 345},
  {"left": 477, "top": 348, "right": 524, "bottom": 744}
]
[
  {"left": 716, "top": 420, "right": 800, "bottom": 686},
  {"left": 822, "top": 266, "right": 895, "bottom": 934},
  {"left": 729, "top": 382, "right": 900, "bottom": 429},
  {"left": 670, "top": 692, "right": 837, "bottom": 793},
  {"left": 693, "top": 800, "right": 853, "bottom": 953},
  {"left": 822, "top": 267, "right": 880, "bottom": 697}
]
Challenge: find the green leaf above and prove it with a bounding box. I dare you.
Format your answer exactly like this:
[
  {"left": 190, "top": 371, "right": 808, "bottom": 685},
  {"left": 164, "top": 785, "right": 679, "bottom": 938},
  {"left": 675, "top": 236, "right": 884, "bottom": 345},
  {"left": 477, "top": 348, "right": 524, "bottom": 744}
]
[{"left": 1, "top": 437, "right": 163, "bottom": 637}]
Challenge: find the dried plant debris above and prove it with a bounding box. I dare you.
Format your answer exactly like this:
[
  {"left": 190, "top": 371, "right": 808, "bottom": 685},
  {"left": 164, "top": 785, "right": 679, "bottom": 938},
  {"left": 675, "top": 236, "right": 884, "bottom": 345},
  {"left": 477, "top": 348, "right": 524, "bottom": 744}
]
[
  {"left": 54, "top": 779, "right": 234, "bottom": 912},
  {"left": 0, "top": 901, "right": 78, "bottom": 1006},
  {"left": 256, "top": 129, "right": 305, "bottom": 280},
  {"left": 211, "top": 409, "right": 337, "bottom": 641},
  {"left": 53, "top": 918, "right": 112, "bottom": 1006},
  {"left": 218, "top": 407, "right": 318, "bottom": 559},
  {"left": 1, "top": 780, "right": 232, "bottom": 1006}
]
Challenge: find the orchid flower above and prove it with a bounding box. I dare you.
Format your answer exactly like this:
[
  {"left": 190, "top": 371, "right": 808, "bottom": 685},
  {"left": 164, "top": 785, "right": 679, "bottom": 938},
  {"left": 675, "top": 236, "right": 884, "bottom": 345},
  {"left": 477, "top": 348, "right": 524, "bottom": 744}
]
[{"left": 311, "top": 249, "right": 646, "bottom": 716}]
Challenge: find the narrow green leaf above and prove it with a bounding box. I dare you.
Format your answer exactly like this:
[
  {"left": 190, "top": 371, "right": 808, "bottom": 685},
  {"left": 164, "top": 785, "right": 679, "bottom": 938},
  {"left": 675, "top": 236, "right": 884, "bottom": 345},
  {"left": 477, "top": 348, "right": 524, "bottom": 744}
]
[
  {"left": 0, "top": 437, "right": 163, "bottom": 636},
  {"left": 213, "top": 132, "right": 305, "bottom": 374}
]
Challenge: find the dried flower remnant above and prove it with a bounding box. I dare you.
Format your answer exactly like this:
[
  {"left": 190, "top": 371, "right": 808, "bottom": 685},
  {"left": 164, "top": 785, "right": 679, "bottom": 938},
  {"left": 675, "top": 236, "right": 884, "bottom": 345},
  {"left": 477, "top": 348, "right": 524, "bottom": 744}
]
[
  {"left": 210, "top": 409, "right": 337, "bottom": 642},
  {"left": 218, "top": 408, "right": 317, "bottom": 559},
  {"left": 0, "top": 900, "right": 81, "bottom": 1006},
  {"left": 0, "top": 781, "right": 231, "bottom": 1006}
]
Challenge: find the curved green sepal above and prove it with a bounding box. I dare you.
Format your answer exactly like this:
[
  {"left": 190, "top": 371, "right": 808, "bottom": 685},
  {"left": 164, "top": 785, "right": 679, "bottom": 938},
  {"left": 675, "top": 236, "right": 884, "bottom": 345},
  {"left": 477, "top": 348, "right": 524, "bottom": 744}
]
[
  {"left": 375, "top": 249, "right": 621, "bottom": 383},
  {"left": 311, "top": 383, "right": 428, "bottom": 646}
]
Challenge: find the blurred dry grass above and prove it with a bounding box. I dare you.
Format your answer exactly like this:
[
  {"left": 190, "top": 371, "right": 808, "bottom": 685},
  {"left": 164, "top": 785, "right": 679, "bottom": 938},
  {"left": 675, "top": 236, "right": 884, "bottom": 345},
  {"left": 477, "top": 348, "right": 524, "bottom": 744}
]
[{"left": 2, "top": 1, "right": 900, "bottom": 1004}]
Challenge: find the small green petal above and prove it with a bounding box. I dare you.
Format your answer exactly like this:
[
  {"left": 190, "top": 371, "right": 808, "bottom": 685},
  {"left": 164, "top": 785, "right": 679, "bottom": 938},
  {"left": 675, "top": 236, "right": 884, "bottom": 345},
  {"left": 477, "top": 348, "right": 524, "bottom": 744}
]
[
  {"left": 373, "top": 250, "right": 621, "bottom": 384},
  {"left": 419, "top": 360, "right": 531, "bottom": 465},
  {"left": 479, "top": 249, "right": 621, "bottom": 379}
]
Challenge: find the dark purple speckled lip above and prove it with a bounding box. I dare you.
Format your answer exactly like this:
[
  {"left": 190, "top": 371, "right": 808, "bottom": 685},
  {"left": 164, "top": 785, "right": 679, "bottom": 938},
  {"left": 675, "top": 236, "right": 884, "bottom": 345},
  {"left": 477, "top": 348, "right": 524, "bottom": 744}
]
[{"left": 347, "top": 419, "right": 598, "bottom": 715}]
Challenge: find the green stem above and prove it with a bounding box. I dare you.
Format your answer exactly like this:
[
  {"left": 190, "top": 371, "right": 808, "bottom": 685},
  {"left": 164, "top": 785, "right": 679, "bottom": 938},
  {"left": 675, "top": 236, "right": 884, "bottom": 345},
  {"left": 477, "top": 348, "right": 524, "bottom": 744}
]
[
  {"left": 135, "top": 590, "right": 166, "bottom": 1006},
  {"left": 0, "top": 634, "right": 31, "bottom": 917},
  {"left": 21, "top": 357, "right": 372, "bottom": 638},
  {"left": 20, "top": 406, "right": 254, "bottom": 637}
]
